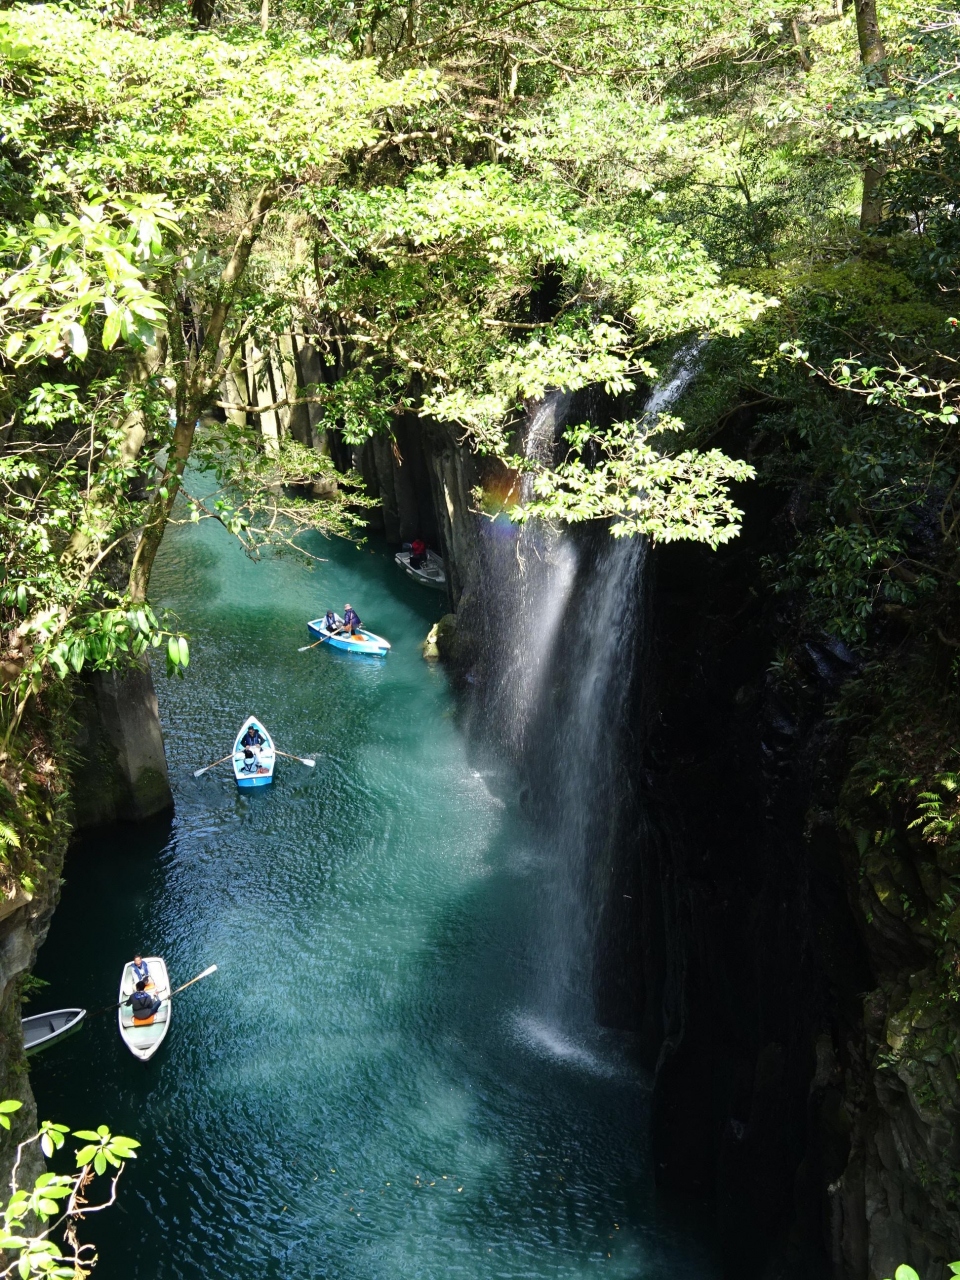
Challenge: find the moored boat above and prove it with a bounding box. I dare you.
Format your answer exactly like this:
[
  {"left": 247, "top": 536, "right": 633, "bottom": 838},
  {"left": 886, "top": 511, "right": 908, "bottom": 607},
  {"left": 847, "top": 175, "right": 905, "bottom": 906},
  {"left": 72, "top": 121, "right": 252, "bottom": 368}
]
[
  {"left": 118, "top": 956, "right": 170, "bottom": 1062},
  {"left": 22, "top": 1008, "right": 85, "bottom": 1056},
  {"left": 232, "top": 716, "right": 276, "bottom": 788},
  {"left": 307, "top": 614, "right": 391, "bottom": 657},
  {"left": 395, "top": 547, "right": 446, "bottom": 590}
]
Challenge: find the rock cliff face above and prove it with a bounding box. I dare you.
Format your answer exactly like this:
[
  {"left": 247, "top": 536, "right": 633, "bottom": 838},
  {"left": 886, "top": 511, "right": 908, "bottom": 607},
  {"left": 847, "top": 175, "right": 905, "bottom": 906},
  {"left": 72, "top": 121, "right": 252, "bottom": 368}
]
[
  {"left": 70, "top": 658, "right": 172, "bottom": 828},
  {"left": 0, "top": 701, "right": 72, "bottom": 1195},
  {"left": 638, "top": 481, "right": 960, "bottom": 1280},
  {"left": 0, "top": 870, "right": 66, "bottom": 1190},
  {"left": 356, "top": 417, "right": 960, "bottom": 1279}
]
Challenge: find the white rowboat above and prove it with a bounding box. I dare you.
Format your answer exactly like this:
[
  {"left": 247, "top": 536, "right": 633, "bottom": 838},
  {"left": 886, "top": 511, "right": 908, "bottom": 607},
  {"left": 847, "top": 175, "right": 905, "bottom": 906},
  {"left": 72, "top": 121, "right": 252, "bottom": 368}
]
[
  {"left": 395, "top": 548, "right": 446, "bottom": 590},
  {"left": 118, "top": 956, "right": 171, "bottom": 1062},
  {"left": 23, "top": 1008, "right": 85, "bottom": 1056},
  {"left": 233, "top": 716, "right": 276, "bottom": 788}
]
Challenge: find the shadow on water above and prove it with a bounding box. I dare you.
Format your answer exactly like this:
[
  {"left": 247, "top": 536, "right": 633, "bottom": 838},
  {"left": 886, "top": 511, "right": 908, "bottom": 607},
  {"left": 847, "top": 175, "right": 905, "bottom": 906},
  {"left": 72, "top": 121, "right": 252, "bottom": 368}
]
[{"left": 28, "top": 512, "right": 716, "bottom": 1280}]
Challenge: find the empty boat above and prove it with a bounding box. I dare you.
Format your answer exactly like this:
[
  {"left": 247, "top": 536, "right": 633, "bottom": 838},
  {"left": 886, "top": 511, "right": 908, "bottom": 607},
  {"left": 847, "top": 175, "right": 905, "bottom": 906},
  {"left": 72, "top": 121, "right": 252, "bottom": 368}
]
[{"left": 22, "top": 1008, "right": 85, "bottom": 1056}]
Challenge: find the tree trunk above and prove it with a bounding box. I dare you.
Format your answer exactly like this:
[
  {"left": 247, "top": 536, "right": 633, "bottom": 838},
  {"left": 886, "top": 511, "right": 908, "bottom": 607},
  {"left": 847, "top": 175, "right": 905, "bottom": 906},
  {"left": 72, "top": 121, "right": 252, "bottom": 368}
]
[
  {"left": 854, "top": 0, "right": 888, "bottom": 228},
  {"left": 128, "top": 185, "right": 278, "bottom": 602},
  {"left": 860, "top": 163, "right": 886, "bottom": 229},
  {"left": 854, "top": 0, "right": 887, "bottom": 73}
]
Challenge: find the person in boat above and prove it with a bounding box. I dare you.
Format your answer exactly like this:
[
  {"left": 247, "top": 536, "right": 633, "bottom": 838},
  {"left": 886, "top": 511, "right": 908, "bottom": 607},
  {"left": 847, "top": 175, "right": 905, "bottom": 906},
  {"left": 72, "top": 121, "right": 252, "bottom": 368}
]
[
  {"left": 341, "top": 604, "right": 361, "bottom": 636},
  {"left": 131, "top": 955, "right": 151, "bottom": 986},
  {"left": 240, "top": 724, "right": 266, "bottom": 773},
  {"left": 409, "top": 537, "right": 426, "bottom": 570},
  {"left": 127, "top": 980, "right": 161, "bottom": 1021},
  {"left": 323, "top": 609, "right": 338, "bottom": 634}
]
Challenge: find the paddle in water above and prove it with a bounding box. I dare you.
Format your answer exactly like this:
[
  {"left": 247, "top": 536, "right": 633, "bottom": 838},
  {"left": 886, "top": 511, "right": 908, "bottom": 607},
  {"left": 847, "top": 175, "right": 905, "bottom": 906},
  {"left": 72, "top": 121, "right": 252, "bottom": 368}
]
[
  {"left": 193, "top": 753, "right": 233, "bottom": 777},
  {"left": 298, "top": 638, "right": 325, "bottom": 652},
  {"left": 275, "top": 749, "right": 316, "bottom": 767},
  {"left": 170, "top": 964, "right": 218, "bottom": 996}
]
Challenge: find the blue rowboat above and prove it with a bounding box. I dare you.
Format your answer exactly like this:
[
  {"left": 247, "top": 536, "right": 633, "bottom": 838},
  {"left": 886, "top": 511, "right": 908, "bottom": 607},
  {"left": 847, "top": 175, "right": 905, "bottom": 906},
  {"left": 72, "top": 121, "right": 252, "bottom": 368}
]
[
  {"left": 307, "top": 615, "right": 391, "bottom": 657},
  {"left": 232, "top": 716, "right": 276, "bottom": 788}
]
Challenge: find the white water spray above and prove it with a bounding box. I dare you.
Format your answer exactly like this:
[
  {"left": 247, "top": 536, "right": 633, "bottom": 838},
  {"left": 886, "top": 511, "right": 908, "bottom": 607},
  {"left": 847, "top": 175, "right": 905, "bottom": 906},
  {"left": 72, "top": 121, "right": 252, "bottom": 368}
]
[{"left": 474, "top": 347, "right": 703, "bottom": 1067}]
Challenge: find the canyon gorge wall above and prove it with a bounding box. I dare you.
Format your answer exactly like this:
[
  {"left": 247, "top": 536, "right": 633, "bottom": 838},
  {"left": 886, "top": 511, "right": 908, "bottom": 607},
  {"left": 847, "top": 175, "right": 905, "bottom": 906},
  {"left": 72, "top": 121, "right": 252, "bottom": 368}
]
[
  {"left": 350, "top": 398, "right": 960, "bottom": 1279},
  {"left": 8, "top": 337, "right": 954, "bottom": 1278}
]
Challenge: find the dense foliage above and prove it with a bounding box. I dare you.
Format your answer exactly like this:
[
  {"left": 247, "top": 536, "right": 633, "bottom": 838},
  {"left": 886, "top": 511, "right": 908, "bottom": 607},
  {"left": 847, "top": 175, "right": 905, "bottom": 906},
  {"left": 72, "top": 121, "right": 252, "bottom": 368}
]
[
  {"left": 0, "top": 1099, "right": 138, "bottom": 1279},
  {"left": 1, "top": 0, "right": 960, "bottom": 1266}
]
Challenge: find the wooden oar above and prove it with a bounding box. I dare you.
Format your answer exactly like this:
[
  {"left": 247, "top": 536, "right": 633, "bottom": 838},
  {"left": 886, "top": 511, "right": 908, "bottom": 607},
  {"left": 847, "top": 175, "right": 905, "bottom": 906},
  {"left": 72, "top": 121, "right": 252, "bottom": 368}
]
[
  {"left": 193, "top": 753, "right": 233, "bottom": 777},
  {"left": 276, "top": 749, "right": 316, "bottom": 767},
  {"left": 89, "top": 964, "right": 218, "bottom": 1019},
  {"left": 169, "top": 964, "right": 218, "bottom": 996},
  {"left": 298, "top": 638, "right": 324, "bottom": 652}
]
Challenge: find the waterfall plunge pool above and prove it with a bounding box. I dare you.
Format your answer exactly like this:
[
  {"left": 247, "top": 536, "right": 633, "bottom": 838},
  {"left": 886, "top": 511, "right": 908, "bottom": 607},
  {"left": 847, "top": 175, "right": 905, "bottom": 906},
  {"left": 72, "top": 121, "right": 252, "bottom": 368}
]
[{"left": 30, "top": 507, "right": 716, "bottom": 1280}]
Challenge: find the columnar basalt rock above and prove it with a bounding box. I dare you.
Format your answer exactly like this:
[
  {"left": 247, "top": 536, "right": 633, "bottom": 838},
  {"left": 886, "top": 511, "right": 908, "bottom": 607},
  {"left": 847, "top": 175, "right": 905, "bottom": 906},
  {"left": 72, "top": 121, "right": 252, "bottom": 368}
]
[
  {"left": 354, "top": 412, "right": 960, "bottom": 1279},
  {"left": 71, "top": 657, "right": 172, "bottom": 828}
]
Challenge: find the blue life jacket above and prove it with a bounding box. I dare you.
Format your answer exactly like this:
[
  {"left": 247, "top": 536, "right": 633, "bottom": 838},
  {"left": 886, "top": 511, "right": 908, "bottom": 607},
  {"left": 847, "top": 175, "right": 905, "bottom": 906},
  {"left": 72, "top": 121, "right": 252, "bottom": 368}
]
[
  {"left": 344, "top": 608, "right": 361, "bottom": 629},
  {"left": 132, "top": 960, "right": 150, "bottom": 984}
]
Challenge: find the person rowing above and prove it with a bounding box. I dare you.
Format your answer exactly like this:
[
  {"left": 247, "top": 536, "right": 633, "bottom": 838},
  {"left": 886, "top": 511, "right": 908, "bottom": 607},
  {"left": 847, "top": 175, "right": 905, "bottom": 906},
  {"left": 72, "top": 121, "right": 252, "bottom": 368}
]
[
  {"left": 341, "top": 604, "right": 361, "bottom": 637},
  {"left": 126, "top": 980, "right": 161, "bottom": 1021},
  {"left": 239, "top": 722, "right": 266, "bottom": 774},
  {"left": 240, "top": 724, "right": 265, "bottom": 750}
]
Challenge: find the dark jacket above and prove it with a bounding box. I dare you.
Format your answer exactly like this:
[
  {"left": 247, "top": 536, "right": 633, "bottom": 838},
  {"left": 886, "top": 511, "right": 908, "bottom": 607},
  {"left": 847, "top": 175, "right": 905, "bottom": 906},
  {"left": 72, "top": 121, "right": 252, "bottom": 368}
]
[
  {"left": 128, "top": 990, "right": 160, "bottom": 1018},
  {"left": 241, "top": 728, "right": 265, "bottom": 748},
  {"left": 343, "top": 608, "right": 361, "bottom": 630}
]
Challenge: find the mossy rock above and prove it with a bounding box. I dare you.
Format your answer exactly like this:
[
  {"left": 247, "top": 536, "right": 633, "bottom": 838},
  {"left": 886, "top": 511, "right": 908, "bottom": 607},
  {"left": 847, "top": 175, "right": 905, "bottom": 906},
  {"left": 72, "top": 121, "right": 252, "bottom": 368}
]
[{"left": 422, "top": 614, "right": 457, "bottom": 663}]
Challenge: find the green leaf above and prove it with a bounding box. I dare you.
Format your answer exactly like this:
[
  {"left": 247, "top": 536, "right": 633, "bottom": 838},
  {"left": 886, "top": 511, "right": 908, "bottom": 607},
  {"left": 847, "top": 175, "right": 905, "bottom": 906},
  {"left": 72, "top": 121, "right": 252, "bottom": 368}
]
[
  {"left": 177, "top": 636, "right": 189, "bottom": 667},
  {"left": 0, "top": 1100, "right": 23, "bottom": 1113},
  {"left": 102, "top": 308, "right": 122, "bottom": 351},
  {"left": 167, "top": 636, "right": 180, "bottom": 667},
  {"left": 93, "top": 1151, "right": 106, "bottom": 1176},
  {"left": 71, "top": 1129, "right": 100, "bottom": 1140},
  {"left": 896, "top": 1268, "right": 921, "bottom": 1280}
]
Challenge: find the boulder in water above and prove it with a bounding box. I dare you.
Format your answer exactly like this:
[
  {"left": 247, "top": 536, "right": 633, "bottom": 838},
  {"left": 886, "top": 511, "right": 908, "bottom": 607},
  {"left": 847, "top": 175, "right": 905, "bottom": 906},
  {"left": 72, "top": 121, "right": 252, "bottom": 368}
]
[{"left": 422, "top": 613, "right": 456, "bottom": 662}]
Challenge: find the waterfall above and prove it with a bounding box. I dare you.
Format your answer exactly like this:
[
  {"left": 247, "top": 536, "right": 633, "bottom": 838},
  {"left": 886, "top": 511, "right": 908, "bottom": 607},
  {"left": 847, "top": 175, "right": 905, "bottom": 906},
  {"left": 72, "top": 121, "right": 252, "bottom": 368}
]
[
  {"left": 473, "top": 349, "right": 701, "bottom": 1068},
  {"left": 478, "top": 389, "right": 579, "bottom": 757}
]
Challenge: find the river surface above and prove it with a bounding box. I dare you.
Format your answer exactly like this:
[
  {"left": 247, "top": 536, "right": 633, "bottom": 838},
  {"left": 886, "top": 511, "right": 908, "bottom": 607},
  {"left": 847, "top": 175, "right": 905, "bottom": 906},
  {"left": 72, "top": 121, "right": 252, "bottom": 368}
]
[{"left": 31, "top": 505, "right": 714, "bottom": 1279}]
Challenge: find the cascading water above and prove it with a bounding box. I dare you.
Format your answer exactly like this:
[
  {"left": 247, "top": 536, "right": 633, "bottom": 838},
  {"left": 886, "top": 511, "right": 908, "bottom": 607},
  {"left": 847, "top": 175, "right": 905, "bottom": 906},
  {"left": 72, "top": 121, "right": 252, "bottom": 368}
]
[
  {"left": 478, "top": 389, "right": 578, "bottom": 757},
  {"left": 474, "top": 347, "right": 703, "bottom": 1068}
]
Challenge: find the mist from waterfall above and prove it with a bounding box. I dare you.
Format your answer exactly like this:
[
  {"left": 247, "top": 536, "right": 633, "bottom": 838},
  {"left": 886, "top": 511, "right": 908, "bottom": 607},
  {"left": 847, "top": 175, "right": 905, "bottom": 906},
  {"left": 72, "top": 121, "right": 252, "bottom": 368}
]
[{"left": 472, "top": 348, "right": 702, "bottom": 1070}]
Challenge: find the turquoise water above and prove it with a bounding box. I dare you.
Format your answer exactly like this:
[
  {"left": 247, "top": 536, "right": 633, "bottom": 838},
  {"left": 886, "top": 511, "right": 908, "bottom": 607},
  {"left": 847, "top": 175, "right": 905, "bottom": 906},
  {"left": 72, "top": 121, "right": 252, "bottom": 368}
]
[{"left": 30, "top": 506, "right": 713, "bottom": 1279}]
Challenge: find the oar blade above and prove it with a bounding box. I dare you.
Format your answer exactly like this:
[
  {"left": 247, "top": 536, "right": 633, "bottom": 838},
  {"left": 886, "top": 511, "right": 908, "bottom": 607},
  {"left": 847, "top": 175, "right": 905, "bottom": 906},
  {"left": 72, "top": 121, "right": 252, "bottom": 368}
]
[{"left": 302, "top": 759, "right": 316, "bottom": 767}]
